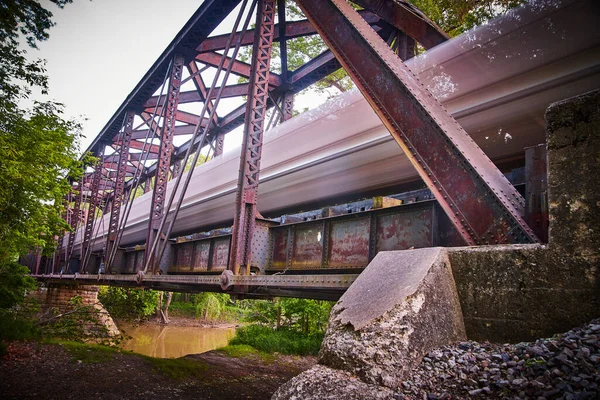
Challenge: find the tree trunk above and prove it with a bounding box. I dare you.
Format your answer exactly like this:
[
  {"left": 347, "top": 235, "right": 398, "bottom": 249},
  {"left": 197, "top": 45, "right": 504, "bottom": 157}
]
[
  {"left": 156, "top": 291, "right": 163, "bottom": 319},
  {"left": 276, "top": 301, "right": 282, "bottom": 330},
  {"left": 162, "top": 292, "right": 172, "bottom": 324}
]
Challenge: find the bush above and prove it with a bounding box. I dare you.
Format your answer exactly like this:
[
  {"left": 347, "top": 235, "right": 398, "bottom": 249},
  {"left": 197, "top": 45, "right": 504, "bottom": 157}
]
[
  {"left": 229, "top": 324, "right": 324, "bottom": 356},
  {"left": 98, "top": 287, "right": 159, "bottom": 319}
]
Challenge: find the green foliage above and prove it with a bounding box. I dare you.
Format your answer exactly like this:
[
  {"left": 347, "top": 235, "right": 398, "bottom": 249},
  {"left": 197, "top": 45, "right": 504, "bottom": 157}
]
[
  {"left": 0, "top": 101, "right": 84, "bottom": 260},
  {"left": 244, "top": 298, "right": 333, "bottom": 334},
  {"left": 169, "top": 292, "right": 244, "bottom": 322},
  {"left": 0, "top": 0, "right": 84, "bottom": 263},
  {"left": 142, "top": 355, "right": 209, "bottom": 379},
  {"left": 410, "top": 0, "right": 527, "bottom": 37},
  {"left": 0, "top": 261, "right": 39, "bottom": 354},
  {"left": 98, "top": 287, "right": 159, "bottom": 319},
  {"left": 0, "top": 262, "right": 37, "bottom": 309},
  {"left": 229, "top": 324, "right": 323, "bottom": 356},
  {"left": 58, "top": 340, "right": 118, "bottom": 363}
]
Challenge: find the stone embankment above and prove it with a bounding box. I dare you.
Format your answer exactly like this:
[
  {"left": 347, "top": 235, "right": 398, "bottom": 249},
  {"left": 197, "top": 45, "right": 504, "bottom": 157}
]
[
  {"left": 274, "top": 319, "right": 600, "bottom": 399},
  {"left": 399, "top": 319, "right": 600, "bottom": 399}
]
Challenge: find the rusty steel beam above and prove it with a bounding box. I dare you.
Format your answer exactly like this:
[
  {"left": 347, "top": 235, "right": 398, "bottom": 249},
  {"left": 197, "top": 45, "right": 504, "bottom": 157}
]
[
  {"left": 85, "top": 0, "right": 242, "bottom": 156},
  {"left": 195, "top": 52, "right": 282, "bottom": 87},
  {"left": 280, "top": 92, "right": 294, "bottom": 122},
  {"left": 295, "top": 0, "right": 537, "bottom": 245},
  {"left": 65, "top": 181, "right": 83, "bottom": 271},
  {"left": 196, "top": 9, "right": 384, "bottom": 53},
  {"left": 80, "top": 149, "right": 105, "bottom": 271},
  {"left": 116, "top": 139, "right": 160, "bottom": 154},
  {"left": 145, "top": 54, "right": 185, "bottom": 272},
  {"left": 352, "top": 0, "right": 448, "bottom": 49},
  {"left": 187, "top": 61, "right": 220, "bottom": 126},
  {"left": 105, "top": 111, "right": 135, "bottom": 272},
  {"left": 144, "top": 84, "right": 249, "bottom": 108},
  {"left": 131, "top": 125, "right": 197, "bottom": 140},
  {"left": 229, "top": 0, "right": 276, "bottom": 276}
]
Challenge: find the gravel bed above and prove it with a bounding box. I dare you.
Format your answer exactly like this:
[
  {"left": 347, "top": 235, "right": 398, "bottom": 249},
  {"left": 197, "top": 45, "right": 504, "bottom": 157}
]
[{"left": 399, "top": 319, "right": 599, "bottom": 399}]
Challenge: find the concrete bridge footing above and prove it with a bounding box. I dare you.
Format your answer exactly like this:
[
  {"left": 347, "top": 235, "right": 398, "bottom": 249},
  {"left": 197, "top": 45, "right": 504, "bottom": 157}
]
[{"left": 273, "top": 90, "right": 600, "bottom": 398}]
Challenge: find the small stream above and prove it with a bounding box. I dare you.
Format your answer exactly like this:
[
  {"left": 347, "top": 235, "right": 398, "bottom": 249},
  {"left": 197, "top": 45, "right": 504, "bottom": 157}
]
[{"left": 118, "top": 322, "right": 236, "bottom": 358}]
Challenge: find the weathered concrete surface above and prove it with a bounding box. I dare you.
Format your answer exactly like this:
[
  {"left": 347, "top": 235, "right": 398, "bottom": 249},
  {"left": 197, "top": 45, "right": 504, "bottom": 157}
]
[
  {"left": 273, "top": 90, "right": 600, "bottom": 400},
  {"left": 449, "top": 90, "right": 600, "bottom": 343},
  {"left": 272, "top": 365, "right": 397, "bottom": 400},
  {"left": 319, "top": 248, "right": 465, "bottom": 389},
  {"left": 29, "top": 283, "right": 120, "bottom": 338}
]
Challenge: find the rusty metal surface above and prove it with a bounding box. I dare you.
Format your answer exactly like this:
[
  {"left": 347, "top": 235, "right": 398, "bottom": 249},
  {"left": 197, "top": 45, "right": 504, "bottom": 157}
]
[
  {"left": 352, "top": 0, "right": 448, "bottom": 49},
  {"left": 229, "top": 0, "right": 276, "bottom": 276},
  {"left": 145, "top": 54, "right": 185, "bottom": 272},
  {"left": 105, "top": 110, "right": 135, "bottom": 272},
  {"left": 268, "top": 200, "right": 443, "bottom": 271},
  {"left": 295, "top": 0, "right": 538, "bottom": 246},
  {"left": 525, "top": 144, "right": 549, "bottom": 243},
  {"left": 80, "top": 149, "right": 104, "bottom": 272},
  {"left": 65, "top": 180, "right": 83, "bottom": 270},
  {"left": 32, "top": 272, "right": 359, "bottom": 290}
]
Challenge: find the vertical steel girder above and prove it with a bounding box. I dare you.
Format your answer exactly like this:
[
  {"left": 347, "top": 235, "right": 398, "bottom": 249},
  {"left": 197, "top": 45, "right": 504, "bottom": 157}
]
[
  {"left": 65, "top": 181, "right": 83, "bottom": 270},
  {"left": 105, "top": 110, "right": 135, "bottom": 271},
  {"left": 280, "top": 92, "right": 294, "bottom": 122},
  {"left": 80, "top": 149, "right": 105, "bottom": 271},
  {"left": 296, "top": 0, "right": 538, "bottom": 245},
  {"left": 229, "top": 0, "right": 276, "bottom": 275},
  {"left": 145, "top": 54, "right": 185, "bottom": 271}
]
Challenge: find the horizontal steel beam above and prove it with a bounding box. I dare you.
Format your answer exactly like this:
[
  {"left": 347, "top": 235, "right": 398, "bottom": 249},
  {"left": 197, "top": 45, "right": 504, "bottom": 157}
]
[
  {"left": 196, "top": 10, "right": 384, "bottom": 53},
  {"left": 32, "top": 273, "right": 358, "bottom": 290}
]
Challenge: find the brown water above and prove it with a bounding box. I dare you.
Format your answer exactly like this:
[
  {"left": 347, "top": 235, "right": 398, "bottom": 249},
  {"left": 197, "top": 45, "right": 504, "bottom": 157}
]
[{"left": 118, "top": 323, "right": 235, "bottom": 358}]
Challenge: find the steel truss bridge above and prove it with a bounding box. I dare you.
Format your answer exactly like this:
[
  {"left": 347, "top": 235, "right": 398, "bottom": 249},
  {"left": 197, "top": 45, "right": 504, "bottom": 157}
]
[{"left": 26, "top": 0, "right": 600, "bottom": 300}]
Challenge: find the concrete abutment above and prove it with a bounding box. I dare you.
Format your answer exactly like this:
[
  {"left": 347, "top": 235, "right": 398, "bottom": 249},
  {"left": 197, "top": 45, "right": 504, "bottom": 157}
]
[
  {"left": 273, "top": 90, "right": 600, "bottom": 398},
  {"left": 29, "top": 283, "right": 120, "bottom": 338}
]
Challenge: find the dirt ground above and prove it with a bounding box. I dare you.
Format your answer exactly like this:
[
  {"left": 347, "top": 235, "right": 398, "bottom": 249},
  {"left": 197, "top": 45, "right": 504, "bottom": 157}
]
[{"left": 0, "top": 341, "right": 316, "bottom": 400}]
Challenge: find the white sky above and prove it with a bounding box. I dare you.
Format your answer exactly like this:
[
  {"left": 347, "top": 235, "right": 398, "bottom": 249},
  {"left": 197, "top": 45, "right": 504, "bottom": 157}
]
[{"left": 31, "top": 0, "right": 331, "bottom": 155}]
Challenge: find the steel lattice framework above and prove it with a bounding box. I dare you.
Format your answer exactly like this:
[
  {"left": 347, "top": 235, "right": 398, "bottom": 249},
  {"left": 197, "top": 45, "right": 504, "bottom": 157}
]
[{"left": 42, "top": 0, "right": 573, "bottom": 297}]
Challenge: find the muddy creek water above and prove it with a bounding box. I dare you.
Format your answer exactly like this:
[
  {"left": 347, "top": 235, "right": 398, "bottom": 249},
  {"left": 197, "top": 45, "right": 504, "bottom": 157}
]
[{"left": 118, "top": 323, "right": 236, "bottom": 358}]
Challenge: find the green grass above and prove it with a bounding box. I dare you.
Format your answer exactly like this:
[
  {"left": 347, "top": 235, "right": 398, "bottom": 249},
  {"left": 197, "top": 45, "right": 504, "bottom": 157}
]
[
  {"left": 217, "top": 344, "right": 276, "bottom": 363},
  {"left": 56, "top": 341, "right": 119, "bottom": 363},
  {"left": 228, "top": 324, "right": 324, "bottom": 356},
  {"left": 141, "top": 355, "right": 209, "bottom": 379},
  {"left": 49, "top": 339, "right": 208, "bottom": 380}
]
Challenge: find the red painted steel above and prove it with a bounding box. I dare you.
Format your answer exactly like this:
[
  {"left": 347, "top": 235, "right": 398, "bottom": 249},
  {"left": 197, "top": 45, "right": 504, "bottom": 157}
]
[
  {"left": 295, "top": 0, "right": 538, "bottom": 245},
  {"left": 80, "top": 149, "right": 105, "bottom": 272},
  {"left": 352, "top": 0, "right": 449, "bottom": 48},
  {"left": 65, "top": 180, "right": 83, "bottom": 270},
  {"left": 268, "top": 201, "right": 439, "bottom": 271},
  {"left": 144, "top": 54, "right": 185, "bottom": 272},
  {"left": 229, "top": 0, "right": 276, "bottom": 276},
  {"left": 105, "top": 110, "right": 135, "bottom": 271}
]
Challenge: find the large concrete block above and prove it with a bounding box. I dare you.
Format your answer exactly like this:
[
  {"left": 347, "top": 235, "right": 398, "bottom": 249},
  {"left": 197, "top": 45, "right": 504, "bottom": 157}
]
[
  {"left": 318, "top": 248, "right": 465, "bottom": 390},
  {"left": 272, "top": 365, "right": 396, "bottom": 400}
]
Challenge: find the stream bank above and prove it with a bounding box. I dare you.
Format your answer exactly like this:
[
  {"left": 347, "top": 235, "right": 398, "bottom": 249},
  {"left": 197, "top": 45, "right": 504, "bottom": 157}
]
[{"left": 0, "top": 341, "right": 316, "bottom": 400}]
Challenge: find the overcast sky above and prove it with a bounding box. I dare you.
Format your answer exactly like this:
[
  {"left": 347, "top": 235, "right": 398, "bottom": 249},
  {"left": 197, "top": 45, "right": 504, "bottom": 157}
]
[{"left": 31, "top": 0, "right": 330, "bottom": 155}]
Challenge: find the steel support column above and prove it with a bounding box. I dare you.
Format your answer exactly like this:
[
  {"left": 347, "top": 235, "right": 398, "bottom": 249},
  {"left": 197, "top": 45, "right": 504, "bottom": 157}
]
[
  {"left": 65, "top": 181, "right": 83, "bottom": 271},
  {"left": 295, "top": 0, "right": 538, "bottom": 245},
  {"left": 80, "top": 149, "right": 105, "bottom": 272},
  {"left": 280, "top": 92, "right": 294, "bottom": 122},
  {"left": 229, "top": 0, "right": 276, "bottom": 275},
  {"left": 105, "top": 110, "right": 135, "bottom": 272},
  {"left": 145, "top": 54, "right": 185, "bottom": 272}
]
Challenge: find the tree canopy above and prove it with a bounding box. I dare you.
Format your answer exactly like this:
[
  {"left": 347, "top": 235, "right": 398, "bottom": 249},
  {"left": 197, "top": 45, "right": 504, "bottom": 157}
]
[{"left": 0, "top": 0, "right": 84, "bottom": 262}]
